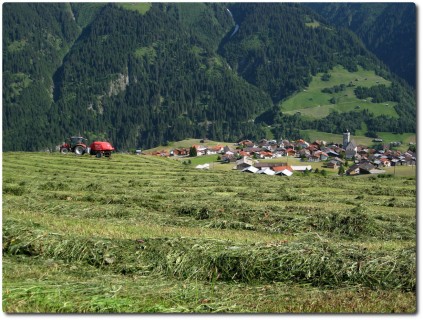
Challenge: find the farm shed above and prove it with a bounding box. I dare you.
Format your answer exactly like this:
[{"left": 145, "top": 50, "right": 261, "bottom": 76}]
[
  {"left": 275, "top": 169, "right": 293, "bottom": 176},
  {"left": 241, "top": 166, "right": 259, "bottom": 174},
  {"left": 236, "top": 157, "right": 254, "bottom": 170},
  {"left": 257, "top": 168, "right": 276, "bottom": 175},
  {"left": 291, "top": 165, "right": 312, "bottom": 172},
  {"left": 195, "top": 164, "right": 210, "bottom": 170},
  {"left": 255, "top": 162, "right": 288, "bottom": 169}
]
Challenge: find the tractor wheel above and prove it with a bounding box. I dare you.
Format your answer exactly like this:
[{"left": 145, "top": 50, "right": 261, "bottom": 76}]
[
  {"left": 104, "top": 151, "right": 111, "bottom": 158},
  {"left": 74, "top": 146, "right": 85, "bottom": 155},
  {"left": 60, "top": 148, "right": 69, "bottom": 155},
  {"left": 96, "top": 152, "right": 102, "bottom": 158}
]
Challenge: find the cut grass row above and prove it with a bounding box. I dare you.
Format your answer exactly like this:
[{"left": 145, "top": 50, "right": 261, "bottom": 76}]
[
  {"left": 2, "top": 152, "right": 416, "bottom": 312},
  {"left": 3, "top": 255, "right": 415, "bottom": 313},
  {"left": 2, "top": 218, "right": 416, "bottom": 290}
]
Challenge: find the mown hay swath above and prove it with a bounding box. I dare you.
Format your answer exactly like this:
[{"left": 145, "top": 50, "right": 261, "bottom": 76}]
[{"left": 3, "top": 220, "right": 415, "bottom": 291}]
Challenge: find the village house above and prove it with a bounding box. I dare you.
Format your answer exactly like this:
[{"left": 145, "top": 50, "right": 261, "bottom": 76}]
[
  {"left": 272, "top": 149, "right": 285, "bottom": 158},
  {"left": 285, "top": 148, "right": 297, "bottom": 157},
  {"left": 152, "top": 150, "right": 170, "bottom": 157},
  {"left": 238, "top": 140, "right": 255, "bottom": 148},
  {"left": 205, "top": 145, "right": 224, "bottom": 155},
  {"left": 151, "top": 134, "right": 416, "bottom": 178},
  {"left": 326, "top": 160, "right": 340, "bottom": 169},
  {"left": 192, "top": 144, "right": 208, "bottom": 156},
  {"left": 298, "top": 149, "right": 311, "bottom": 158},
  {"left": 171, "top": 148, "right": 190, "bottom": 156},
  {"left": 306, "top": 154, "right": 320, "bottom": 162},
  {"left": 223, "top": 145, "right": 235, "bottom": 154},
  {"left": 259, "top": 151, "right": 273, "bottom": 159},
  {"left": 235, "top": 156, "right": 254, "bottom": 170},
  {"left": 295, "top": 139, "right": 309, "bottom": 149},
  {"left": 257, "top": 139, "right": 269, "bottom": 147},
  {"left": 380, "top": 158, "right": 391, "bottom": 167},
  {"left": 238, "top": 150, "right": 250, "bottom": 157},
  {"left": 346, "top": 161, "right": 383, "bottom": 175}
]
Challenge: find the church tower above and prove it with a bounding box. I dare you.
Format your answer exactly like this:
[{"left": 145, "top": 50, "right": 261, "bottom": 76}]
[{"left": 343, "top": 130, "right": 350, "bottom": 149}]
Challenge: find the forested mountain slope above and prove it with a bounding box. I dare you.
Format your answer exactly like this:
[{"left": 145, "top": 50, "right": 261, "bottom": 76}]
[
  {"left": 2, "top": 3, "right": 416, "bottom": 151},
  {"left": 306, "top": 2, "right": 416, "bottom": 88}
]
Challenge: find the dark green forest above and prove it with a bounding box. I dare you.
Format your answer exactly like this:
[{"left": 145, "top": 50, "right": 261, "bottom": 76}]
[
  {"left": 2, "top": 3, "right": 416, "bottom": 151},
  {"left": 306, "top": 2, "right": 416, "bottom": 88}
]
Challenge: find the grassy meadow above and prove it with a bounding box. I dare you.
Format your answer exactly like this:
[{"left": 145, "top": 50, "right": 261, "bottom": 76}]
[
  {"left": 301, "top": 130, "right": 416, "bottom": 152},
  {"left": 280, "top": 65, "right": 397, "bottom": 119},
  {"left": 117, "top": 3, "right": 152, "bottom": 15},
  {"left": 2, "top": 152, "right": 416, "bottom": 313}
]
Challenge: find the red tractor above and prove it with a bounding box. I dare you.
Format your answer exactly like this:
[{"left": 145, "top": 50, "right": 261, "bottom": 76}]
[
  {"left": 60, "top": 136, "right": 88, "bottom": 155},
  {"left": 89, "top": 141, "right": 115, "bottom": 158}
]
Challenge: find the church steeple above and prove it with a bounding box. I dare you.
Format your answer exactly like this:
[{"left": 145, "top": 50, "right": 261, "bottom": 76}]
[{"left": 343, "top": 130, "right": 350, "bottom": 149}]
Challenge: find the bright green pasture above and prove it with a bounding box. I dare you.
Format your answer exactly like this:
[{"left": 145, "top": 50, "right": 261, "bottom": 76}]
[
  {"left": 302, "top": 129, "right": 416, "bottom": 149},
  {"left": 305, "top": 20, "right": 320, "bottom": 28},
  {"left": 280, "top": 65, "right": 397, "bottom": 119},
  {"left": 118, "top": 3, "right": 152, "bottom": 15},
  {"left": 2, "top": 153, "right": 416, "bottom": 313},
  {"left": 144, "top": 138, "right": 234, "bottom": 154}
]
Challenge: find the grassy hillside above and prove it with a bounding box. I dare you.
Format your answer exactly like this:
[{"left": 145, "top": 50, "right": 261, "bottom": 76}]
[
  {"left": 144, "top": 138, "right": 234, "bottom": 153},
  {"left": 118, "top": 3, "right": 152, "bottom": 15},
  {"left": 280, "top": 65, "right": 397, "bottom": 119},
  {"left": 302, "top": 130, "right": 416, "bottom": 150},
  {"left": 2, "top": 152, "right": 416, "bottom": 313}
]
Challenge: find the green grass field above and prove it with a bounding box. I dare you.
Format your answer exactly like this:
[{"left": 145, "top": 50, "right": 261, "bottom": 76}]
[
  {"left": 302, "top": 130, "right": 416, "bottom": 152},
  {"left": 2, "top": 152, "right": 416, "bottom": 313},
  {"left": 117, "top": 3, "right": 152, "bottom": 15},
  {"left": 280, "top": 65, "right": 397, "bottom": 119},
  {"left": 144, "top": 138, "right": 233, "bottom": 154}
]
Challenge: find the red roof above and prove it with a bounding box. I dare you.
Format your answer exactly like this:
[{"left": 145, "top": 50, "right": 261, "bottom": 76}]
[
  {"left": 272, "top": 166, "right": 293, "bottom": 172},
  {"left": 260, "top": 151, "right": 273, "bottom": 156}
]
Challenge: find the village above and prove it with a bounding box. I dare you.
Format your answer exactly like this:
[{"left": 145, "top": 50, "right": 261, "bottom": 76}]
[{"left": 148, "top": 131, "right": 416, "bottom": 177}]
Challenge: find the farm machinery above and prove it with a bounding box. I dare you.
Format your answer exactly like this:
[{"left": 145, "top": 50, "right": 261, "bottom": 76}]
[
  {"left": 60, "top": 136, "right": 115, "bottom": 158},
  {"left": 60, "top": 136, "right": 89, "bottom": 155},
  {"left": 89, "top": 141, "right": 115, "bottom": 158}
]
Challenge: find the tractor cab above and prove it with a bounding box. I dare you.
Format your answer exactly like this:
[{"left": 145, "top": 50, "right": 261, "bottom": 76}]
[
  {"left": 69, "top": 136, "right": 87, "bottom": 147},
  {"left": 60, "top": 136, "right": 88, "bottom": 155}
]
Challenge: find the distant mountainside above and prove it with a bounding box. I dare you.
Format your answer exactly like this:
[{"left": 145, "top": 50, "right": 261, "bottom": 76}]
[
  {"left": 2, "top": 3, "right": 416, "bottom": 151},
  {"left": 305, "top": 2, "right": 416, "bottom": 88}
]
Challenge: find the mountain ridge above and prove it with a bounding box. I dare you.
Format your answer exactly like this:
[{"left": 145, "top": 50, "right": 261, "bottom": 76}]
[{"left": 2, "top": 3, "right": 416, "bottom": 151}]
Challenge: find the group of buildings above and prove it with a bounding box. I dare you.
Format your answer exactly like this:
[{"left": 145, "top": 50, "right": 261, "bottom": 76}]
[{"left": 149, "top": 131, "right": 416, "bottom": 176}]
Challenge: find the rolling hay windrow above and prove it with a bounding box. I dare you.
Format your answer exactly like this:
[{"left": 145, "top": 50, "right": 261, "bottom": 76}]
[{"left": 2, "top": 153, "right": 416, "bottom": 312}]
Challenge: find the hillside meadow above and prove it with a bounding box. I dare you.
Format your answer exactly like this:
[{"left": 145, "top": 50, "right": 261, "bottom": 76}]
[
  {"left": 2, "top": 152, "right": 416, "bottom": 313},
  {"left": 300, "top": 130, "right": 416, "bottom": 153},
  {"left": 280, "top": 65, "right": 397, "bottom": 119}
]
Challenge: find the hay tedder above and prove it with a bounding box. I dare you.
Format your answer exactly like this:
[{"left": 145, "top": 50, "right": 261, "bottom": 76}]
[{"left": 60, "top": 136, "right": 115, "bottom": 157}]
